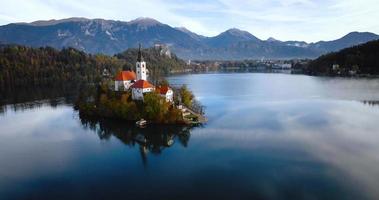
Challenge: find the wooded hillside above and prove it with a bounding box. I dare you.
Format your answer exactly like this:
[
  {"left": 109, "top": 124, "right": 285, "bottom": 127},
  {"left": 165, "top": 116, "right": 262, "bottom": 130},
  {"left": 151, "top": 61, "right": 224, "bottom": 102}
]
[{"left": 0, "top": 45, "right": 186, "bottom": 88}]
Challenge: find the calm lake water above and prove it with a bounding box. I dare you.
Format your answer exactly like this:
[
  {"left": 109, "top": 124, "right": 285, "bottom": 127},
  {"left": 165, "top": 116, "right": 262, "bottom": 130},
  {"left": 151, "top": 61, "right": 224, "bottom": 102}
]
[{"left": 1, "top": 73, "right": 379, "bottom": 200}]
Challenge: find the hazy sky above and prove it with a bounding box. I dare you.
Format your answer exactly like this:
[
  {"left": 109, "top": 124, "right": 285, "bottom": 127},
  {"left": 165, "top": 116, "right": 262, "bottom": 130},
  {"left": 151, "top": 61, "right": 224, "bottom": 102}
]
[{"left": 0, "top": 0, "right": 378, "bottom": 42}]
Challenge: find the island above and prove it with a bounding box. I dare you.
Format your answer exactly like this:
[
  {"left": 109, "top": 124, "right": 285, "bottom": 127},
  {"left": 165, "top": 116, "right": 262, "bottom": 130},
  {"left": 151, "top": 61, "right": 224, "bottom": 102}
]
[{"left": 74, "top": 45, "right": 206, "bottom": 125}]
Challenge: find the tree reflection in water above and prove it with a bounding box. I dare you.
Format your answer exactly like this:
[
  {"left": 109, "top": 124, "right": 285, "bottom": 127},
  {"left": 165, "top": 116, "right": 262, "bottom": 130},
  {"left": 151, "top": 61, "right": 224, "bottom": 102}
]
[
  {"left": 362, "top": 100, "right": 379, "bottom": 107},
  {"left": 78, "top": 114, "right": 194, "bottom": 166},
  {"left": 0, "top": 84, "right": 83, "bottom": 115}
]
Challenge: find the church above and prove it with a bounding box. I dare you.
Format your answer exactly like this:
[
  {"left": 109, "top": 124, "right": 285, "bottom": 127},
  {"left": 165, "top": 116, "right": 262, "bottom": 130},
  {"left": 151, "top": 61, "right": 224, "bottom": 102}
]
[{"left": 114, "top": 45, "right": 173, "bottom": 102}]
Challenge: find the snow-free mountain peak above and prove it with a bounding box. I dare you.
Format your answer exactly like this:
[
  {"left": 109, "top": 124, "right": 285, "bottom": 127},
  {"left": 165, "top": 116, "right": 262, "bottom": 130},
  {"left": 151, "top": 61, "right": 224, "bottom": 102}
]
[
  {"left": 220, "top": 28, "right": 259, "bottom": 41},
  {"left": 127, "top": 17, "right": 162, "bottom": 27}
]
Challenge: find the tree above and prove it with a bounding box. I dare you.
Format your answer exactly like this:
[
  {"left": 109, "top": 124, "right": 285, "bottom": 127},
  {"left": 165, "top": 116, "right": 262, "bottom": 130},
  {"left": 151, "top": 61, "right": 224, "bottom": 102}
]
[
  {"left": 143, "top": 92, "right": 169, "bottom": 122},
  {"left": 178, "top": 85, "right": 194, "bottom": 107}
]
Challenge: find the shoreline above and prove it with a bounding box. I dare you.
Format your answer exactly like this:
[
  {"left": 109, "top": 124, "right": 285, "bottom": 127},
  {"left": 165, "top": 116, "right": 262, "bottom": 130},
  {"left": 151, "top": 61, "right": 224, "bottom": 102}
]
[{"left": 168, "top": 70, "right": 379, "bottom": 79}]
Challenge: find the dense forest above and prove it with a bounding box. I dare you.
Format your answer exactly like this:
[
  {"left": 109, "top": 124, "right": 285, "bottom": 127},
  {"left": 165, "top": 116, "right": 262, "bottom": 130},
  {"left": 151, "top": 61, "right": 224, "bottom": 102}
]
[
  {"left": 0, "top": 45, "right": 186, "bottom": 89},
  {"left": 116, "top": 47, "right": 186, "bottom": 74},
  {"left": 307, "top": 40, "right": 379, "bottom": 76},
  {"left": 0, "top": 45, "right": 115, "bottom": 88}
]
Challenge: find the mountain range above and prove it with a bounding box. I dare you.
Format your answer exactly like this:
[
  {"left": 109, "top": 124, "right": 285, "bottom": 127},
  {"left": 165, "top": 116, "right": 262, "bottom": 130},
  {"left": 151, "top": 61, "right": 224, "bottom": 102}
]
[{"left": 0, "top": 17, "right": 378, "bottom": 60}]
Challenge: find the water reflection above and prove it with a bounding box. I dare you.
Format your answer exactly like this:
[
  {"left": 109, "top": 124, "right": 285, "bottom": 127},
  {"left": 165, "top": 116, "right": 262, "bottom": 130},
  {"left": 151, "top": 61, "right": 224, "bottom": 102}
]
[
  {"left": 362, "top": 100, "right": 379, "bottom": 107},
  {"left": 78, "top": 114, "right": 193, "bottom": 166},
  {"left": 2, "top": 73, "right": 379, "bottom": 200},
  {"left": 0, "top": 84, "right": 82, "bottom": 114}
]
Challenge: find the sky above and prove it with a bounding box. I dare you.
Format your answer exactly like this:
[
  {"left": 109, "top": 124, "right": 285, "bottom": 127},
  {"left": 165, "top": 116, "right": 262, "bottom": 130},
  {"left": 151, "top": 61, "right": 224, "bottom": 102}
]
[{"left": 0, "top": 0, "right": 378, "bottom": 42}]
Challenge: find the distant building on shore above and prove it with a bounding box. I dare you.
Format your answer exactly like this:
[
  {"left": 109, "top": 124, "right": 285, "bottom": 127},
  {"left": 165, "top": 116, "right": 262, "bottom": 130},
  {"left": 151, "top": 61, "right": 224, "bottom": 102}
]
[
  {"left": 272, "top": 63, "right": 292, "bottom": 69},
  {"left": 154, "top": 44, "right": 171, "bottom": 58},
  {"left": 332, "top": 64, "right": 340, "bottom": 71}
]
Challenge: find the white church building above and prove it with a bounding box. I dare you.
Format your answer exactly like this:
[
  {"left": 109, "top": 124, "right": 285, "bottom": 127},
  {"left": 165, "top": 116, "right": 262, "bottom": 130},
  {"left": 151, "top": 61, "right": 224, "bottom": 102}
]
[
  {"left": 130, "top": 45, "right": 155, "bottom": 100},
  {"left": 135, "top": 45, "right": 148, "bottom": 81},
  {"left": 114, "top": 44, "right": 174, "bottom": 102}
]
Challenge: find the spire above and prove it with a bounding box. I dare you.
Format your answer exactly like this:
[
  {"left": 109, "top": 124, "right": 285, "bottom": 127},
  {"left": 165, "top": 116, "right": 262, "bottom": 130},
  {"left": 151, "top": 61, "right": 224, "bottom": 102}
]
[{"left": 137, "top": 43, "right": 144, "bottom": 62}]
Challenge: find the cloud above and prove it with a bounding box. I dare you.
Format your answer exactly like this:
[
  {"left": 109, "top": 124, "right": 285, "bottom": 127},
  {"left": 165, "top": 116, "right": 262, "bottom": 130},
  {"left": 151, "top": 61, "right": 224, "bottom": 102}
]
[{"left": 0, "top": 0, "right": 378, "bottom": 42}]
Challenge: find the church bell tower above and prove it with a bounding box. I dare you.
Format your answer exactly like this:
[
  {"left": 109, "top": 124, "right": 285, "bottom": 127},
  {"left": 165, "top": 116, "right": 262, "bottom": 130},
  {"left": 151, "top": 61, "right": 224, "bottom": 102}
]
[{"left": 136, "top": 44, "right": 147, "bottom": 80}]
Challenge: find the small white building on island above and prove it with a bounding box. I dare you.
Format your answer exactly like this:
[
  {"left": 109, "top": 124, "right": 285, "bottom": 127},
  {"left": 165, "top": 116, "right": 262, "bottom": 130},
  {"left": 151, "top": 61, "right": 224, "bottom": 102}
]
[{"left": 156, "top": 86, "right": 173, "bottom": 102}]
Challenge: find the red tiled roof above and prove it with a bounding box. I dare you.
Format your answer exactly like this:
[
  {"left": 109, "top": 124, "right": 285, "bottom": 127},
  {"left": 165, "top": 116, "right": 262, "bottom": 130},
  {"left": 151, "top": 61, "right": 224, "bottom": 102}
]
[
  {"left": 131, "top": 80, "right": 155, "bottom": 89},
  {"left": 156, "top": 86, "right": 171, "bottom": 95},
  {"left": 115, "top": 71, "right": 136, "bottom": 81}
]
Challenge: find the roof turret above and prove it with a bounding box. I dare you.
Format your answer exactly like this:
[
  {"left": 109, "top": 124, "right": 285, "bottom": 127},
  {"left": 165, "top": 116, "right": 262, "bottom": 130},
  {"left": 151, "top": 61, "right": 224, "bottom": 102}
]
[{"left": 137, "top": 43, "right": 144, "bottom": 62}]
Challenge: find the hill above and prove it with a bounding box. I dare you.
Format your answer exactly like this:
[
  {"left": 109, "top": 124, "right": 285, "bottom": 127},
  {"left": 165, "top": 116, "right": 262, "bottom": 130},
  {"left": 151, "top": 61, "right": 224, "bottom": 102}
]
[
  {"left": 0, "top": 44, "right": 186, "bottom": 88},
  {"left": 310, "top": 32, "right": 379, "bottom": 52},
  {"left": 0, "top": 17, "right": 378, "bottom": 60},
  {"left": 115, "top": 46, "right": 186, "bottom": 75},
  {"left": 307, "top": 40, "right": 379, "bottom": 76}
]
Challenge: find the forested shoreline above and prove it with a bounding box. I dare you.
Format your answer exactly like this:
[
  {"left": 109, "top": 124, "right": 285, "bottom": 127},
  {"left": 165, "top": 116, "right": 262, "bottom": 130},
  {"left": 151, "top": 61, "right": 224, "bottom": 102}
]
[
  {"left": 0, "top": 45, "right": 186, "bottom": 89},
  {"left": 306, "top": 40, "right": 379, "bottom": 76}
]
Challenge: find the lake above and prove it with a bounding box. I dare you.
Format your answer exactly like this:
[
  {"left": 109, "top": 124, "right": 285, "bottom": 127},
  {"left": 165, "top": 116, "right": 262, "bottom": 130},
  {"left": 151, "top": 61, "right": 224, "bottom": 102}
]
[{"left": 1, "top": 73, "right": 379, "bottom": 200}]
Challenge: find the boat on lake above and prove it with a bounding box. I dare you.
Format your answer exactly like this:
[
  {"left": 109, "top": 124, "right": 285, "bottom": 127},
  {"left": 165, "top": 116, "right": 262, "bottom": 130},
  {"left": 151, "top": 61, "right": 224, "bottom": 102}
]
[{"left": 136, "top": 119, "right": 147, "bottom": 127}]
